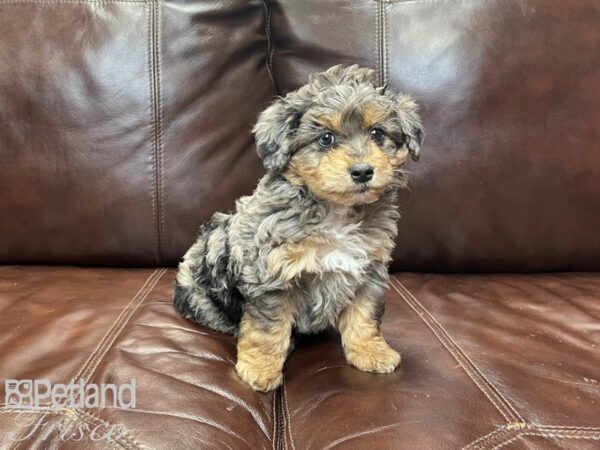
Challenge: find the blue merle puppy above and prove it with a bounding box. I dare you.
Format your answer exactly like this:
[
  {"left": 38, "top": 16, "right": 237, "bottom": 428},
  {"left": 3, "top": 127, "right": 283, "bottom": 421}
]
[{"left": 174, "top": 64, "right": 423, "bottom": 391}]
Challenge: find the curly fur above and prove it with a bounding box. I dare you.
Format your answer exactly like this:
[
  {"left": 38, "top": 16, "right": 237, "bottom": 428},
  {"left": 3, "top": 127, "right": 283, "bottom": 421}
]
[{"left": 174, "top": 64, "right": 423, "bottom": 391}]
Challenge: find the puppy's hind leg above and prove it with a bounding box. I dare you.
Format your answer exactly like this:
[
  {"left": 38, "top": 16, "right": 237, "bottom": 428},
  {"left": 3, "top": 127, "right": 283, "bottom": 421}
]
[
  {"left": 173, "top": 219, "right": 241, "bottom": 336},
  {"left": 235, "top": 297, "right": 296, "bottom": 392}
]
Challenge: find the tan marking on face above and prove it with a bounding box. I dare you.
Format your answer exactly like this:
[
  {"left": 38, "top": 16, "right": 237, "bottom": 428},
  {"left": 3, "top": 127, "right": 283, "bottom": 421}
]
[
  {"left": 391, "top": 147, "right": 409, "bottom": 167},
  {"left": 285, "top": 142, "right": 399, "bottom": 206},
  {"left": 361, "top": 104, "right": 388, "bottom": 128},
  {"left": 314, "top": 112, "right": 343, "bottom": 133},
  {"left": 338, "top": 294, "right": 401, "bottom": 373},
  {"left": 235, "top": 304, "right": 296, "bottom": 392},
  {"left": 267, "top": 235, "right": 329, "bottom": 281}
]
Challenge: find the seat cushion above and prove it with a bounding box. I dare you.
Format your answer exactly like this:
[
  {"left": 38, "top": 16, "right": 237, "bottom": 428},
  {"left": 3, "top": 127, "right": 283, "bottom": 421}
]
[
  {"left": 282, "top": 273, "right": 600, "bottom": 449},
  {"left": 0, "top": 267, "right": 274, "bottom": 449},
  {"left": 1, "top": 267, "right": 599, "bottom": 449}
]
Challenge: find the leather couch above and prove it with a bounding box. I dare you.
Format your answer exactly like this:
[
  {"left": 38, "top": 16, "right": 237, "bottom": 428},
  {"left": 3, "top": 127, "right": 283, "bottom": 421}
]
[{"left": 1, "top": 0, "right": 598, "bottom": 448}]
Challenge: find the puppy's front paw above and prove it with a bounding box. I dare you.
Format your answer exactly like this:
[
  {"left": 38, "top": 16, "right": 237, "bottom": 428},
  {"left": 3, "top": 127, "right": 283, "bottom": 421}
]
[
  {"left": 345, "top": 340, "right": 401, "bottom": 374},
  {"left": 235, "top": 359, "right": 283, "bottom": 392}
]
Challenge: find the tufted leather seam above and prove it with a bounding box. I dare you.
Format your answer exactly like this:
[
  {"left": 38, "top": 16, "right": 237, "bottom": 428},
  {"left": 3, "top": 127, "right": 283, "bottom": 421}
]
[
  {"left": 271, "top": 387, "right": 277, "bottom": 450},
  {"left": 155, "top": 0, "right": 166, "bottom": 262},
  {"left": 0, "top": 269, "right": 163, "bottom": 416},
  {"left": 147, "top": 0, "right": 164, "bottom": 265},
  {"left": 78, "top": 268, "right": 167, "bottom": 384},
  {"left": 67, "top": 269, "right": 164, "bottom": 386},
  {"left": 382, "top": 0, "right": 389, "bottom": 86},
  {"left": 464, "top": 423, "right": 529, "bottom": 449},
  {"left": 282, "top": 374, "right": 296, "bottom": 450},
  {"left": 465, "top": 424, "right": 600, "bottom": 449},
  {"left": 273, "top": 386, "right": 287, "bottom": 450},
  {"left": 462, "top": 426, "right": 511, "bottom": 449},
  {"left": 537, "top": 425, "right": 600, "bottom": 431},
  {"left": 76, "top": 409, "right": 146, "bottom": 449},
  {"left": 376, "top": 0, "right": 383, "bottom": 86},
  {"left": 389, "top": 277, "right": 522, "bottom": 423},
  {"left": 375, "top": 0, "right": 380, "bottom": 85},
  {"left": 491, "top": 430, "right": 600, "bottom": 450},
  {"left": 146, "top": 0, "right": 160, "bottom": 265},
  {"left": 36, "top": 269, "right": 167, "bottom": 449},
  {"left": 261, "top": 0, "right": 278, "bottom": 95}
]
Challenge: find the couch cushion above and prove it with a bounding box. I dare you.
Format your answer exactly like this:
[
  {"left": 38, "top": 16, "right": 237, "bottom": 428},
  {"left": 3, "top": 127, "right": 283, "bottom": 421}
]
[
  {"left": 270, "top": 0, "right": 600, "bottom": 272},
  {"left": 1, "top": 268, "right": 598, "bottom": 448},
  {"left": 0, "top": 267, "right": 274, "bottom": 449},
  {"left": 0, "top": 0, "right": 272, "bottom": 266},
  {"left": 277, "top": 273, "right": 600, "bottom": 449}
]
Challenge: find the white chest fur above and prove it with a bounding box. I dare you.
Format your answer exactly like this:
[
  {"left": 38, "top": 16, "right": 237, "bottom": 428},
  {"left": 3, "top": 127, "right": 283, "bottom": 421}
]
[
  {"left": 267, "top": 206, "right": 379, "bottom": 282},
  {"left": 317, "top": 207, "right": 371, "bottom": 277}
]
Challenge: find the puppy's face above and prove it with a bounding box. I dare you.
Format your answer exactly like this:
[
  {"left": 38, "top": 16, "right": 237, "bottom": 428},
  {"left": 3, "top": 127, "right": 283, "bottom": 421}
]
[{"left": 253, "top": 65, "right": 423, "bottom": 206}]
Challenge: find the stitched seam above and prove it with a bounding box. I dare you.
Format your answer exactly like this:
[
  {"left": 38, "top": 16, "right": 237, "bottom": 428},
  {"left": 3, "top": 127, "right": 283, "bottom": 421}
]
[
  {"left": 155, "top": 0, "right": 166, "bottom": 262},
  {"left": 465, "top": 425, "right": 600, "bottom": 449},
  {"left": 147, "top": 0, "right": 162, "bottom": 265},
  {"left": 271, "top": 388, "right": 277, "bottom": 450},
  {"left": 273, "top": 384, "right": 288, "bottom": 450},
  {"left": 375, "top": 0, "right": 382, "bottom": 86},
  {"left": 392, "top": 278, "right": 524, "bottom": 422},
  {"left": 8, "top": 269, "right": 163, "bottom": 411},
  {"left": 375, "top": 0, "right": 379, "bottom": 85},
  {"left": 282, "top": 374, "right": 296, "bottom": 450},
  {"left": 491, "top": 434, "right": 523, "bottom": 450},
  {"left": 492, "top": 431, "right": 600, "bottom": 450},
  {"left": 261, "top": 0, "right": 278, "bottom": 95},
  {"left": 392, "top": 278, "right": 523, "bottom": 421},
  {"left": 462, "top": 426, "right": 510, "bottom": 450},
  {"left": 536, "top": 425, "right": 600, "bottom": 431},
  {"left": 46, "top": 410, "right": 132, "bottom": 450},
  {"left": 76, "top": 409, "right": 145, "bottom": 450},
  {"left": 394, "top": 279, "right": 524, "bottom": 421},
  {"left": 79, "top": 268, "right": 166, "bottom": 383},
  {"left": 68, "top": 269, "right": 161, "bottom": 386},
  {"left": 382, "top": 0, "right": 388, "bottom": 85},
  {"left": 279, "top": 384, "right": 288, "bottom": 450},
  {"left": 272, "top": 388, "right": 285, "bottom": 450},
  {"left": 389, "top": 278, "right": 520, "bottom": 422}
]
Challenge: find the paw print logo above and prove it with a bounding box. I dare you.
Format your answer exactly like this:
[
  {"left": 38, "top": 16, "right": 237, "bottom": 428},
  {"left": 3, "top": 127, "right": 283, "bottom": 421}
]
[{"left": 5, "top": 380, "right": 33, "bottom": 409}]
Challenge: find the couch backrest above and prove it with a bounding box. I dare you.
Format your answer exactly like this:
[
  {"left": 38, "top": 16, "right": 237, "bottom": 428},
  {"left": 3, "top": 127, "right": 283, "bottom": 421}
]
[
  {"left": 0, "top": 0, "right": 273, "bottom": 266},
  {"left": 1, "top": 0, "right": 598, "bottom": 271}
]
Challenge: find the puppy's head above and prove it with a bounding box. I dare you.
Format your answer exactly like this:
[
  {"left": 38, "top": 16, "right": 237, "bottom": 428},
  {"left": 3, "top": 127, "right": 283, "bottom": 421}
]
[{"left": 253, "top": 64, "right": 423, "bottom": 206}]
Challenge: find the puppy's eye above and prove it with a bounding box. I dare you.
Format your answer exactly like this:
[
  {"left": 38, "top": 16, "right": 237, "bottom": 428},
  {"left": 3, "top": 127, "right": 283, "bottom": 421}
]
[
  {"left": 369, "top": 127, "right": 385, "bottom": 144},
  {"left": 318, "top": 132, "right": 336, "bottom": 148}
]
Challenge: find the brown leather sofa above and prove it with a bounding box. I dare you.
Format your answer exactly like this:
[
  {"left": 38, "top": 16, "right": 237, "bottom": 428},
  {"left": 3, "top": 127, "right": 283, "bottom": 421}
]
[{"left": 1, "top": 0, "right": 598, "bottom": 448}]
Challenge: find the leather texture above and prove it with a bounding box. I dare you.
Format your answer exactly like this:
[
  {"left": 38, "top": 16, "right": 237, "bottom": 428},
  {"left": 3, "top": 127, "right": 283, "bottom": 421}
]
[
  {"left": 1, "top": 0, "right": 599, "bottom": 448},
  {"left": 0, "top": 0, "right": 272, "bottom": 267},
  {"left": 270, "top": 0, "right": 600, "bottom": 272},
  {"left": 0, "top": 267, "right": 598, "bottom": 448},
  {"left": 1, "top": 0, "right": 599, "bottom": 272}
]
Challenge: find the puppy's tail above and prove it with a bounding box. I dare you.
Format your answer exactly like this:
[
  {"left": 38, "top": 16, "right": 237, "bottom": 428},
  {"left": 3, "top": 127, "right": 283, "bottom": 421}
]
[{"left": 173, "top": 214, "right": 243, "bottom": 336}]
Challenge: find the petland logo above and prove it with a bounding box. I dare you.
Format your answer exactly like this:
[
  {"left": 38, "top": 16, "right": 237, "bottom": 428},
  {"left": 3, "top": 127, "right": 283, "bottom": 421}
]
[{"left": 5, "top": 379, "right": 136, "bottom": 410}]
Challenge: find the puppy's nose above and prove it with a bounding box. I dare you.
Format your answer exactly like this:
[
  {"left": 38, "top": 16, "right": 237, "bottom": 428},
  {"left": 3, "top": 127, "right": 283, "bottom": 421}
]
[{"left": 349, "top": 163, "right": 374, "bottom": 183}]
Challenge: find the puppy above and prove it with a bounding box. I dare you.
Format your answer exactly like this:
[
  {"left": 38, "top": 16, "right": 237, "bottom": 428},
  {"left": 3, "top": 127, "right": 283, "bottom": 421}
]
[{"left": 174, "top": 64, "right": 423, "bottom": 392}]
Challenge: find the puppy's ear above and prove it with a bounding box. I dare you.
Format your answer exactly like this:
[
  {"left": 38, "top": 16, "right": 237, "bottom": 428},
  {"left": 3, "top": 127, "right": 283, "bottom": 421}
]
[
  {"left": 253, "top": 98, "right": 304, "bottom": 172},
  {"left": 393, "top": 94, "right": 424, "bottom": 161}
]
